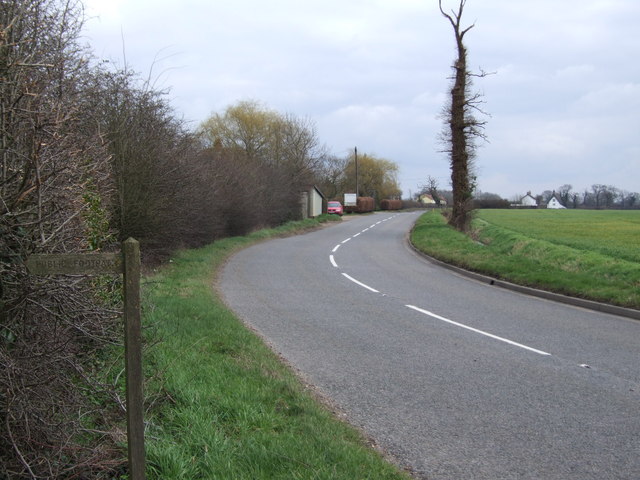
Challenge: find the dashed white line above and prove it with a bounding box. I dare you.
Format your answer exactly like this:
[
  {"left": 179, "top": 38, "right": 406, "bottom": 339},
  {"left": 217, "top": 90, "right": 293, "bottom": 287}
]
[
  {"left": 330, "top": 255, "right": 338, "bottom": 268},
  {"left": 353, "top": 233, "right": 361, "bottom": 238},
  {"left": 332, "top": 245, "right": 340, "bottom": 253},
  {"left": 342, "top": 273, "right": 379, "bottom": 293},
  {"left": 341, "top": 238, "right": 351, "bottom": 244},
  {"left": 406, "top": 305, "right": 551, "bottom": 356}
]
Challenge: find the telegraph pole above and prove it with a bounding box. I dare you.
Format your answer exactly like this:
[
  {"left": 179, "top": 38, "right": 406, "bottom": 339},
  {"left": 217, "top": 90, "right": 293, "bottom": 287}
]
[{"left": 355, "top": 146, "right": 359, "bottom": 197}]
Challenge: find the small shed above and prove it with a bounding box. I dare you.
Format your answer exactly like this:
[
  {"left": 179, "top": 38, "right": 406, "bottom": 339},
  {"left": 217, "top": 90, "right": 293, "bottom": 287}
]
[{"left": 300, "top": 185, "right": 326, "bottom": 219}]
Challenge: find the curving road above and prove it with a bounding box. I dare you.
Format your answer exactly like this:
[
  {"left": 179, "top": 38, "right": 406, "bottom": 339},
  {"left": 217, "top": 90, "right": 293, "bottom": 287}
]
[{"left": 218, "top": 211, "right": 640, "bottom": 479}]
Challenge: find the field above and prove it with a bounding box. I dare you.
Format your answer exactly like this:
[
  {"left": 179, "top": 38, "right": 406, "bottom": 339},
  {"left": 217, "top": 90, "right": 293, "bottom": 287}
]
[
  {"left": 410, "top": 209, "right": 640, "bottom": 310},
  {"left": 476, "top": 209, "right": 640, "bottom": 263}
]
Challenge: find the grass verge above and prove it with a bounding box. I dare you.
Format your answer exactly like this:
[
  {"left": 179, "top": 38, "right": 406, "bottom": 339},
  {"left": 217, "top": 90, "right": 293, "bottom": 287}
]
[
  {"left": 410, "top": 210, "right": 640, "bottom": 310},
  {"left": 141, "top": 215, "right": 410, "bottom": 479}
]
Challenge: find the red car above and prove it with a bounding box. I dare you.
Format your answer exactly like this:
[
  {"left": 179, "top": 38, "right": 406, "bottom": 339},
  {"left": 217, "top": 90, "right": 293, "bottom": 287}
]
[{"left": 327, "top": 201, "right": 343, "bottom": 216}]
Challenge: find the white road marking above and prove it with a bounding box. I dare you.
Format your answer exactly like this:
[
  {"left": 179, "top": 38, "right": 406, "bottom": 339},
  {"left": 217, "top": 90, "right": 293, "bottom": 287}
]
[
  {"left": 332, "top": 245, "right": 340, "bottom": 253},
  {"left": 341, "top": 238, "right": 351, "bottom": 244},
  {"left": 353, "top": 232, "right": 361, "bottom": 238},
  {"left": 405, "top": 305, "right": 551, "bottom": 356},
  {"left": 330, "top": 255, "right": 338, "bottom": 268},
  {"left": 342, "top": 273, "right": 379, "bottom": 293}
]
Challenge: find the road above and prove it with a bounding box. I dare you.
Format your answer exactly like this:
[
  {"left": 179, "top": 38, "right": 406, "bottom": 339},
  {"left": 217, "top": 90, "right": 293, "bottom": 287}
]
[{"left": 218, "top": 211, "right": 640, "bottom": 479}]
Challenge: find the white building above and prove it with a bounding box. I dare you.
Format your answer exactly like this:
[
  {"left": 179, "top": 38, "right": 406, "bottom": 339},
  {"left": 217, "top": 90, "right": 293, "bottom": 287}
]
[
  {"left": 547, "top": 195, "right": 567, "bottom": 209},
  {"left": 300, "top": 185, "right": 326, "bottom": 218},
  {"left": 516, "top": 192, "right": 538, "bottom": 208}
]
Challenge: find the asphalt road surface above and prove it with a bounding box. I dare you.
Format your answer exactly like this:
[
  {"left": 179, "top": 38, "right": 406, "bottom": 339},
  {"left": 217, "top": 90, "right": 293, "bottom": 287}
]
[{"left": 218, "top": 211, "right": 640, "bottom": 479}]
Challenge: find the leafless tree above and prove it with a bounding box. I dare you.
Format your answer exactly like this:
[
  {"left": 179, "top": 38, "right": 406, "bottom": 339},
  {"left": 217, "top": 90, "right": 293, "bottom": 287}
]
[
  {"left": 316, "top": 153, "right": 349, "bottom": 200},
  {"left": 590, "top": 184, "right": 607, "bottom": 208},
  {"left": 418, "top": 175, "right": 443, "bottom": 206},
  {"left": 557, "top": 184, "right": 573, "bottom": 207},
  {"left": 439, "top": 0, "right": 489, "bottom": 231}
]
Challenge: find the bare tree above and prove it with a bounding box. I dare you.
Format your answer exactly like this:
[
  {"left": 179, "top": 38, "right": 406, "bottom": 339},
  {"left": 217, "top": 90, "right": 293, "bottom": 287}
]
[
  {"left": 439, "top": 0, "right": 489, "bottom": 231},
  {"left": 570, "top": 191, "right": 581, "bottom": 209},
  {"left": 591, "top": 184, "right": 607, "bottom": 208},
  {"left": 316, "top": 153, "right": 348, "bottom": 200},
  {"left": 557, "top": 184, "right": 573, "bottom": 207},
  {"left": 418, "top": 175, "right": 442, "bottom": 206}
]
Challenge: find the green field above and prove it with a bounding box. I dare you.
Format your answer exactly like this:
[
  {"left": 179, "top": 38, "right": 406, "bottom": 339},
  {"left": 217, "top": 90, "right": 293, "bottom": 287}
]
[
  {"left": 410, "top": 209, "right": 640, "bottom": 309},
  {"left": 476, "top": 209, "right": 640, "bottom": 263}
]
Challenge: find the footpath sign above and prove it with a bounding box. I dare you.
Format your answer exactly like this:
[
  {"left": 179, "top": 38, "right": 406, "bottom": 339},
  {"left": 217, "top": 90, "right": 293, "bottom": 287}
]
[{"left": 26, "top": 238, "right": 145, "bottom": 480}]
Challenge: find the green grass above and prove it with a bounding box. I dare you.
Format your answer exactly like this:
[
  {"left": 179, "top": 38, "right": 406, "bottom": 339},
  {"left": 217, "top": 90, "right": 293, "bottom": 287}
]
[
  {"left": 410, "top": 210, "right": 640, "bottom": 309},
  {"left": 141, "top": 217, "right": 410, "bottom": 479},
  {"left": 476, "top": 209, "right": 640, "bottom": 263}
]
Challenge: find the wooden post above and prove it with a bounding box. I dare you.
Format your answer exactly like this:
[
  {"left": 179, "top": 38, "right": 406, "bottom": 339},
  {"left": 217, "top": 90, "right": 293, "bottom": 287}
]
[
  {"left": 26, "top": 240, "right": 145, "bottom": 478},
  {"left": 123, "top": 238, "right": 145, "bottom": 480}
]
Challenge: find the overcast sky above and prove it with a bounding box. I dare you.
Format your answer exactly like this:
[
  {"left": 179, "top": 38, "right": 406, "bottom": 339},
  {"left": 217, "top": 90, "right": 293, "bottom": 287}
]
[{"left": 82, "top": 0, "right": 639, "bottom": 199}]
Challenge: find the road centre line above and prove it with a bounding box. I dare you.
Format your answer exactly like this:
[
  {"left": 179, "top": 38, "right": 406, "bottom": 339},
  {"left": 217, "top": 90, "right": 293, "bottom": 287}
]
[
  {"left": 342, "top": 273, "right": 379, "bottom": 293},
  {"left": 406, "top": 305, "right": 552, "bottom": 356},
  {"left": 331, "top": 213, "right": 550, "bottom": 356}
]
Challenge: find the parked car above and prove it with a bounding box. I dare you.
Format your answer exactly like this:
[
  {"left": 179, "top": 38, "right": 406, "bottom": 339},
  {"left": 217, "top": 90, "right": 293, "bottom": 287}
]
[{"left": 327, "top": 201, "right": 343, "bottom": 216}]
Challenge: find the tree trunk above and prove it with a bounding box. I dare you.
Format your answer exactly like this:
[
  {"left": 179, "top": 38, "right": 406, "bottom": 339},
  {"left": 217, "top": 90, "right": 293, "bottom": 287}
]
[
  {"left": 449, "top": 35, "right": 472, "bottom": 230},
  {"left": 440, "top": 0, "right": 483, "bottom": 232}
]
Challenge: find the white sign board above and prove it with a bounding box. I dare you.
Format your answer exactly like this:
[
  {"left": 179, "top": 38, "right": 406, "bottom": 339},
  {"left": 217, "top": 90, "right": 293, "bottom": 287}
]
[{"left": 344, "top": 193, "right": 357, "bottom": 206}]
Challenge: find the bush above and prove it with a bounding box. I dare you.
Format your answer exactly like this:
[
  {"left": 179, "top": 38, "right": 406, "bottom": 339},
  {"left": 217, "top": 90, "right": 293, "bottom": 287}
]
[
  {"left": 380, "top": 199, "right": 403, "bottom": 210},
  {"left": 345, "top": 196, "right": 375, "bottom": 213}
]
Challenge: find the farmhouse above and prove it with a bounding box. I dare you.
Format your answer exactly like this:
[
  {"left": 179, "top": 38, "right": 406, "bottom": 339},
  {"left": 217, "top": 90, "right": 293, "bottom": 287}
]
[
  {"left": 546, "top": 195, "right": 566, "bottom": 209},
  {"left": 512, "top": 192, "right": 538, "bottom": 208},
  {"left": 419, "top": 193, "right": 446, "bottom": 205}
]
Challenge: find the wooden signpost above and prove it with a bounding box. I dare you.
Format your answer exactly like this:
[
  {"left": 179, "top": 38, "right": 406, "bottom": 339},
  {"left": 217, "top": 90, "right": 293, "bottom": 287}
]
[{"left": 26, "top": 238, "right": 145, "bottom": 480}]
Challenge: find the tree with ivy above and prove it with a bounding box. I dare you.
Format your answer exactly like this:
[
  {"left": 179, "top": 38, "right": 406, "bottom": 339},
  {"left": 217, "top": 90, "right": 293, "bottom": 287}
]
[{"left": 439, "top": 0, "right": 489, "bottom": 231}]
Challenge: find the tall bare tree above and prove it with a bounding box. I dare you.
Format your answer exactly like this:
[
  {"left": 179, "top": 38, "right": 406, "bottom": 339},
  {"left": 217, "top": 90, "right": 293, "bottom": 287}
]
[{"left": 439, "top": 0, "right": 488, "bottom": 231}]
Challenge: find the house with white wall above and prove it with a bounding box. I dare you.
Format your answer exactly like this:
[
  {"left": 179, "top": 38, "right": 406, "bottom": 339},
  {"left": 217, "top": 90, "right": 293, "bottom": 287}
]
[
  {"left": 546, "top": 195, "right": 566, "bottom": 209},
  {"left": 511, "top": 191, "right": 538, "bottom": 208}
]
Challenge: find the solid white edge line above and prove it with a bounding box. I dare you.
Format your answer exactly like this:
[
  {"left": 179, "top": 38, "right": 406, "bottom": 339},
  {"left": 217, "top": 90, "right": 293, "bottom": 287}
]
[
  {"left": 342, "top": 273, "right": 379, "bottom": 293},
  {"left": 330, "top": 255, "right": 338, "bottom": 268},
  {"left": 332, "top": 244, "right": 340, "bottom": 252},
  {"left": 405, "top": 305, "right": 551, "bottom": 356}
]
